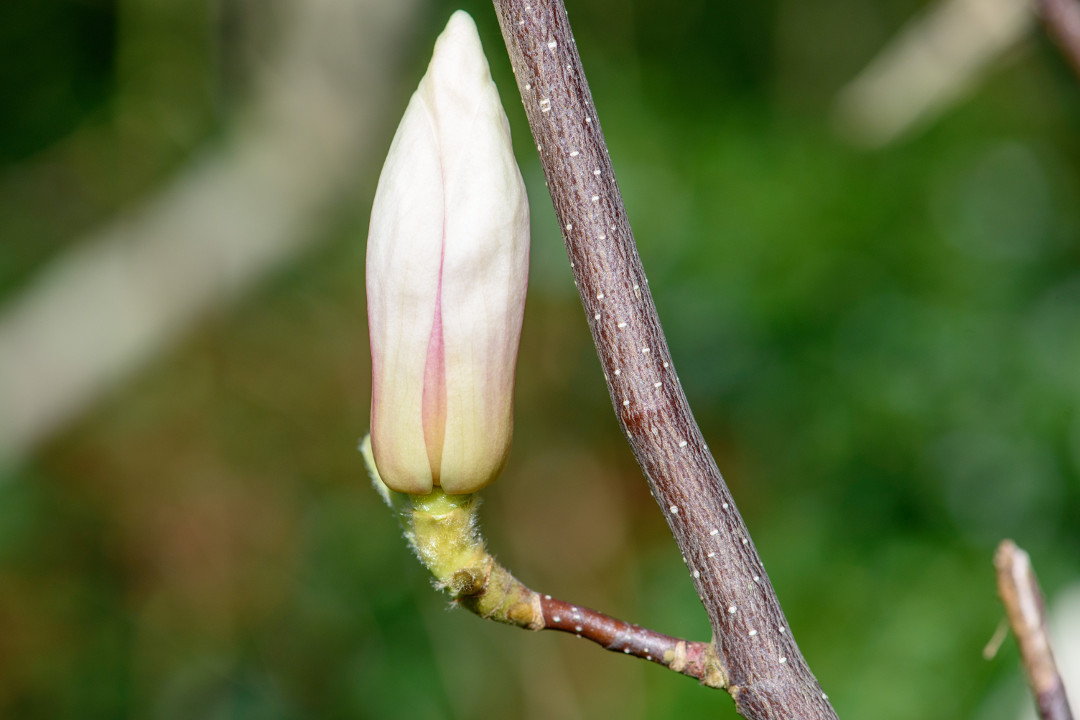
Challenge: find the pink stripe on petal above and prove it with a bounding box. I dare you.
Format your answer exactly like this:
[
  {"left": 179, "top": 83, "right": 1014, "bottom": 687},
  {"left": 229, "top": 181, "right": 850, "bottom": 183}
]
[{"left": 422, "top": 250, "right": 447, "bottom": 482}]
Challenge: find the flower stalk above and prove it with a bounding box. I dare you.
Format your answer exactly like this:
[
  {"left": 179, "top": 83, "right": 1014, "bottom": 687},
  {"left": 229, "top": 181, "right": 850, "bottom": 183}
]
[{"left": 361, "top": 435, "right": 724, "bottom": 685}]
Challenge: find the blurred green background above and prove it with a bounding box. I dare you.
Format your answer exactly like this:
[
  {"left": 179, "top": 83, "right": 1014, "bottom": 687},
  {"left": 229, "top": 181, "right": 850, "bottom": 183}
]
[{"left": 1, "top": 0, "right": 1079, "bottom": 717}]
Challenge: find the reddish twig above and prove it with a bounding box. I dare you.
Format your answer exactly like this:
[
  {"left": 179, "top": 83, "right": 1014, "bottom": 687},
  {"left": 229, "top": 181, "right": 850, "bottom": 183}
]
[
  {"left": 363, "top": 440, "right": 723, "bottom": 686},
  {"left": 489, "top": 2, "right": 836, "bottom": 718},
  {"left": 1036, "top": 0, "right": 1080, "bottom": 82},
  {"left": 995, "top": 540, "right": 1075, "bottom": 720},
  {"left": 539, "top": 594, "right": 723, "bottom": 686}
]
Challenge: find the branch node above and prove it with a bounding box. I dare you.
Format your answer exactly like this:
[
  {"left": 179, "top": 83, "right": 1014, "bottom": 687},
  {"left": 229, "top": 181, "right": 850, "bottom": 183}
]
[
  {"left": 667, "top": 640, "right": 688, "bottom": 673},
  {"left": 701, "top": 644, "right": 728, "bottom": 689}
]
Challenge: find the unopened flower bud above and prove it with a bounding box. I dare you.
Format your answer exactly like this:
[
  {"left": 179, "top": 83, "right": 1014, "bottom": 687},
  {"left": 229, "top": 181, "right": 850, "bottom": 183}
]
[{"left": 366, "top": 11, "right": 529, "bottom": 495}]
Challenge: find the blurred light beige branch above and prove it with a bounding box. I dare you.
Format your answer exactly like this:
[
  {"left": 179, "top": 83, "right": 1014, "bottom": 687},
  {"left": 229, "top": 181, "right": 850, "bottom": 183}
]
[
  {"left": 1018, "top": 581, "right": 1080, "bottom": 720},
  {"left": 834, "top": 0, "right": 1033, "bottom": 147},
  {"left": 0, "top": 0, "right": 420, "bottom": 469},
  {"left": 996, "top": 541, "right": 1075, "bottom": 720}
]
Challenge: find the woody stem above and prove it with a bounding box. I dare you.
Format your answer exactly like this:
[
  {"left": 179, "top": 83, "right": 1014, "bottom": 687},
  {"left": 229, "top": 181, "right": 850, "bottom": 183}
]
[{"left": 490, "top": 2, "right": 838, "bottom": 718}]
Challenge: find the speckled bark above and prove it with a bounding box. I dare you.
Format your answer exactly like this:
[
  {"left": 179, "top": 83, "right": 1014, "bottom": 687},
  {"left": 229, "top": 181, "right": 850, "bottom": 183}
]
[
  {"left": 491, "top": 2, "right": 838, "bottom": 718},
  {"left": 541, "top": 595, "right": 724, "bottom": 686}
]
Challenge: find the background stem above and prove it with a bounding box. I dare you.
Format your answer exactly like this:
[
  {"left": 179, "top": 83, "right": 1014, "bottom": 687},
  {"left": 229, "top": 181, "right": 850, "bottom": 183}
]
[
  {"left": 490, "top": 2, "right": 837, "bottom": 718},
  {"left": 995, "top": 540, "right": 1075, "bottom": 720}
]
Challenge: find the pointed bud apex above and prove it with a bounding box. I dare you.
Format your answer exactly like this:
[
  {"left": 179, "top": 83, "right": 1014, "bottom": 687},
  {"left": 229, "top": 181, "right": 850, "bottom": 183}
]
[{"left": 366, "top": 11, "right": 529, "bottom": 495}]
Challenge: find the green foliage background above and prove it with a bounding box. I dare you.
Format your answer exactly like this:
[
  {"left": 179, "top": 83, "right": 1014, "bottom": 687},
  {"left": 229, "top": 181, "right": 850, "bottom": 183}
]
[{"left": 1, "top": 0, "right": 1079, "bottom": 717}]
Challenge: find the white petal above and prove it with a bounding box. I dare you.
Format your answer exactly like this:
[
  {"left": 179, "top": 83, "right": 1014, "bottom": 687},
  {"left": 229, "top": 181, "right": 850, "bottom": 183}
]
[
  {"left": 418, "top": 11, "right": 530, "bottom": 493},
  {"left": 366, "top": 91, "right": 445, "bottom": 494},
  {"left": 366, "top": 10, "right": 529, "bottom": 495}
]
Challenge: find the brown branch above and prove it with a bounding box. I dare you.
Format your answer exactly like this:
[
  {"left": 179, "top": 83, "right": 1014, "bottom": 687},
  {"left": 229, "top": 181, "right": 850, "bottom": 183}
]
[
  {"left": 540, "top": 594, "right": 724, "bottom": 686},
  {"left": 995, "top": 540, "right": 1075, "bottom": 720},
  {"left": 459, "top": 562, "right": 726, "bottom": 687},
  {"left": 489, "top": 2, "right": 836, "bottom": 718},
  {"left": 1036, "top": 0, "right": 1080, "bottom": 82}
]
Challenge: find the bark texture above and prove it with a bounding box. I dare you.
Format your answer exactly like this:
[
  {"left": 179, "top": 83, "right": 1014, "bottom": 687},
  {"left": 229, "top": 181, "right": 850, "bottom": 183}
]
[{"left": 490, "top": 2, "right": 837, "bottom": 718}]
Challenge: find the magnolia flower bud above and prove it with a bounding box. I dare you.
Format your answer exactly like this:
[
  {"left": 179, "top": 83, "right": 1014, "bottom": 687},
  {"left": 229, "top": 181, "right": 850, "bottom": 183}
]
[{"left": 366, "top": 11, "right": 529, "bottom": 495}]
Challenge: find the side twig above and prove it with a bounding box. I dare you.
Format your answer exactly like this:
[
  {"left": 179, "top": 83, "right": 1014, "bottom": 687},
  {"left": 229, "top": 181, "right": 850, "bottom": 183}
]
[
  {"left": 1036, "top": 0, "right": 1080, "bottom": 81},
  {"left": 995, "top": 540, "right": 1074, "bottom": 720},
  {"left": 361, "top": 436, "right": 724, "bottom": 687},
  {"left": 490, "top": 2, "right": 836, "bottom": 719},
  {"left": 541, "top": 596, "right": 724, "bottom": 685}
]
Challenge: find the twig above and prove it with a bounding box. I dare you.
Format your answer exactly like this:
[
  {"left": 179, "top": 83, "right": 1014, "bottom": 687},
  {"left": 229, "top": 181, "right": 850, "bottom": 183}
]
[
  {"left": 489, "top": 2, "right": 837, "bottom": 718},
  {"left": 1036, "top": 0, "right": 1080, "bottom": 81},
  {"left": 361, "top": 437, "right": 723, "bottom": 687},
  {"left": 995, "top": 540, "right": 1075, "bottom": 720},
  {"left": 541, "top": 595, "right": 723, "bottom": 685}
]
